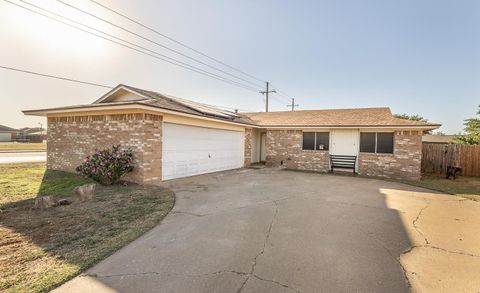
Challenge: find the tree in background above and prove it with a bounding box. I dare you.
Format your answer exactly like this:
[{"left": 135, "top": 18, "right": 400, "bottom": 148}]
[
  {"left": 393, "top": 113, "right": 430, "bottom": 134},
  {"left": 393, "top": 113, "right": 428, "bottom": 122},
  {"left": 452, "top": 105, "right": 480, "bottom": 145}
]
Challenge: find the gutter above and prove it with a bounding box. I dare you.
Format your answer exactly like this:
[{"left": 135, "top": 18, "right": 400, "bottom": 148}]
[{"left": 259, "top": 124, "right": 441, "bottom": 130}]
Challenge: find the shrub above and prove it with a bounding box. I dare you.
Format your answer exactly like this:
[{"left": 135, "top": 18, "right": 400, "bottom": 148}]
[{"left": 76, "top": 145, "right": 134, "bottom": 185}]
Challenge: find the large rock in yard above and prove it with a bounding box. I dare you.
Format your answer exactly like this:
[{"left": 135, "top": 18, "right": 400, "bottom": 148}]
[
  {"left": 74, "top": 183, "right": 96, "bottom": 201},
  {"left": 53, "top": 199, "right": 72, "bottom": 206},
  {"left": 33, "top": 196, "right": 54, "bottom": 210}
]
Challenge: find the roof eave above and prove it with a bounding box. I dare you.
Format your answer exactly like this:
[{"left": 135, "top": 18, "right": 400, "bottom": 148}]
[
  {"left": 91, "top": 84, "right": 156, "bottom": 104},
  {"left": 23, "top": 103, "right": 441, "bottom": 130},
  {"left": 23, "top": 102, "right": 258, "bottom": 128},
  {"left": 260, "top": 124, "right": 441, "bottom": 130},
  {"left": 22, "top": 101, "right": 140, "bottom": 116}
]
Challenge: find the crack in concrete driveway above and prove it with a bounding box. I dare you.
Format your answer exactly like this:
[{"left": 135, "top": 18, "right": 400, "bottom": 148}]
[{"left": 52, "top": 169, "right": 480, "bottom": 293}]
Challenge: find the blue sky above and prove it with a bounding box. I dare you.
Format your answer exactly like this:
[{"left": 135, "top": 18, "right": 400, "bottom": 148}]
[{"left": 1, "top": 0, "right": 479, "bottom": 133}]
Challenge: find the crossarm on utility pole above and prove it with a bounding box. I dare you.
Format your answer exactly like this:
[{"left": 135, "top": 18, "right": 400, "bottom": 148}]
[
  {"left": 287, "top": 98, "right": 299, "bottom": 111},
  {"left": 259, "top": 81, "right": 276, "bottom": 112}
]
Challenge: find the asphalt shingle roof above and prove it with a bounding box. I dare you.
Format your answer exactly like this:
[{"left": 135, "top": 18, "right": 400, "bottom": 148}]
[
  {"left": 0, "top": 125, "right": 19, "bottom": 132},
  {"left": 23, "top": 84, "right": 440, "bottom": 128},
  {"left": 242, "top": 108, "right": 440, "bottom": 127},
  {"left": 120, "top": 85, "right": 256, "bottom": 125}
]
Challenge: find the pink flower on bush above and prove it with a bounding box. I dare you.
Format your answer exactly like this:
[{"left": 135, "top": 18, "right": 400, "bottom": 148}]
[{"left": 76, "top": 145, "right": 133, "bottom": 185}]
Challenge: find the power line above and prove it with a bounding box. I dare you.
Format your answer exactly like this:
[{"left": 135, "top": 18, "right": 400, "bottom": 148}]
[
  {"left": 163, "top": 94, "right": 253, "bottom": 112},
  {"left": 0, "top": 65, "right": 113, "bottom": 88},
  {"left": 4, "top": 0, "right": 300, "bottom": 111},
  {"left": 0, "top": 64, "right": 255, "bottom": 111},
  {"left": 15, "top": 0, "right": 260, "bottom": 92},
  {"left": 5, "top": 0, "right": 261, "bottom": 92},
  {"left": 54, "top": 0, "right": 264, "bottom": 88},
  {"left": 273, "top": 92, "right": 291, "bottom": 104},
  {"left": 87, "top": 0, "right": 265, "bottom": 84},
  {"left": 269, "top": 83, "right": 294, "bottom": 103},
  {"left": 13, "top": 0, "right": 260, "bottom": 92}
]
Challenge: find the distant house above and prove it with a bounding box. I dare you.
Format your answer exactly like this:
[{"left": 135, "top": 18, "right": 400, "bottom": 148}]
[
  {"left": 422, "top": 135, "right": 457, "bottom": 144},
  {"left": 0, "top": 126, "right": 47, "bottom": 142},
  {"left": 0, "top": 125, "right": 19, "bottom": 142},
  {"left": 18, "top": 127, "right": 47, "bottom": 142},
  {"left": 23, "top": 84, "right": 440, "bottom": 182}
]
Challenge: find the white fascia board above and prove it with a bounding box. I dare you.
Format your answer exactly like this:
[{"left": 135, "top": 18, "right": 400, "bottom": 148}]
[
  {"left": 23, "top": 103, "right": 440, "bottom": 131},
  {"left": 92, "top": 85, "right": 151, "bottom": 104},
  {"left": 263, "top": 125, "right": 440, "bottom": 130}
]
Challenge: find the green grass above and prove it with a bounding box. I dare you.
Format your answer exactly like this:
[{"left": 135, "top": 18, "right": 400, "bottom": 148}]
[
  {"left": 0, "top": 142, "right": 46, "bottom": 151},
  {"left": 0, "top": 164, "right": 91, "bottom": 205},
  {"left": 401, "top": 173, "right": 480, "bottom": 201},
  {"left": 0, "top": 163, "right": 175, "bottom": 293}
]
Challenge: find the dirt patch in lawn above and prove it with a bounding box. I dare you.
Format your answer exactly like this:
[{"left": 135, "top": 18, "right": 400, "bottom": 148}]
[{"left": 0, "top": 163, "right": 175, "bottom": 293}]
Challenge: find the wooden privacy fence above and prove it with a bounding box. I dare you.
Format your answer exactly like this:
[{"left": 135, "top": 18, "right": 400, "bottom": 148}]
[{"left": 422, "top": 144, "right": 480, "bottom": 177}]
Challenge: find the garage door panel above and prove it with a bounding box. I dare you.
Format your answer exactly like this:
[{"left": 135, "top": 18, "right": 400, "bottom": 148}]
[
  {"left": 162, "top": 123, "right": 244, "bottom": 180},
  {"left": 0, "top": 133, "right": 12, "bottom": 142}
]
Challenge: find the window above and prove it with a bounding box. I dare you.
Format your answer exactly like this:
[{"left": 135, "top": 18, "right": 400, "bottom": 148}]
[
  {"left": 360, "top": 132, "right": 394, "bottom": 154},
  {"left": 302, "top": 132, "right": 315, "bottom": 150},
  {"left": 360, "top": 133, "right": 376, "bottom": 153},
  {"left": 377, "top": 133, "right": 394, "bottom": 153},
  {"left": 303, "top": 132, "right": 329, "bottom": 151},
  {"left": 316, "top": 132, "right": 329, "bottom": 150}
]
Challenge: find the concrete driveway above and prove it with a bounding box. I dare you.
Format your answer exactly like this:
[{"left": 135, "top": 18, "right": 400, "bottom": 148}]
[{"left": 54, "top": 168, "right": 480, "bottom": 293}]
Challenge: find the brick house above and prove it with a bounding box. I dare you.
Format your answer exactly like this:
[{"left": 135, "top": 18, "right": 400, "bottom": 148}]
[
  {"left": 0, "top": 125, "right": 20, "bottom": 142},
  {"left": 24, "top": 84, "right": 440, "bottom": 184}
]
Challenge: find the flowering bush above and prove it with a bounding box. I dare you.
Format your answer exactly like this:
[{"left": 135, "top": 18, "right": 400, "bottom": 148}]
[{"left": 76, "top": 145, "right": 134, "bottom": 185}]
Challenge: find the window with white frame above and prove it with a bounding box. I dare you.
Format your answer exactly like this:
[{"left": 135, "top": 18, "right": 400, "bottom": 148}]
[{"left": 360, "top": 132, "right": 394, "bottom": 154}]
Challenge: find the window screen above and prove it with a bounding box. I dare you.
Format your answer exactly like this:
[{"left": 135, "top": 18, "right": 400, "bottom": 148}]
[
  {"left": 315, "top": 132, "right": 329, "bottom": 150},
  {"left": 302, "top": 132, "right": 315, "bottom": 150},
  {"left": 376, "top": 133, "right": 394, "bottom": 154},
  {"left": 360, "top": 133, "right": 376, "bottom": 153}
]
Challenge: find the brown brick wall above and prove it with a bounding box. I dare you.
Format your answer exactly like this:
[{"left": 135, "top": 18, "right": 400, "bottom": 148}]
[
  {"left": 358, "top": 130, "right": 422, "bottom": 180},
  {"left": 266, "top": 129, "right": 422, "bottom": 179},
  {"left": 47, "top": 113, "right": 163, "bottom": 184},
  {"left": 244, "top": 128, "right": 252, "bottom": 166},
  {"left": 265, "top": 130, "right": 330, "bottom": 172}
]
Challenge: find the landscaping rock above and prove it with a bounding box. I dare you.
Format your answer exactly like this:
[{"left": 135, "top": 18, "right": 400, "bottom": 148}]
[
  {"left": 53, "top": 199, "right": 72, "bottom": 206},
  {"left": 33, "top": 196, "right": 54, "bottom": 210},
  {"left": 74, "top": 183, "right": 96, "bottom": 201}
]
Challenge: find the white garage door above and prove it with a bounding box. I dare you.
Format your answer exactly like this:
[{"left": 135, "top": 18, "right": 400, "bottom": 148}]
[
  {"left": 162, "top": 123, "right": 244, "bottom": 180},
  {"left": 0, "top": 133, "right": 12, "bottom": 142}
]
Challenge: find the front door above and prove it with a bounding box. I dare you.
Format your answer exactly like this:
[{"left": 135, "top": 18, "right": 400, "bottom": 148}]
[
  {"left": 330, "top": 129, "right": 359, "bottom": 156},
  {"left": 260, "top": 133, "right": 267, "bottom": 162}
]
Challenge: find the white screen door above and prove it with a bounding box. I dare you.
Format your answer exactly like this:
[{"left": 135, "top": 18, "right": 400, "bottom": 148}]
[{"left": 330, "top": 130, "right": 359, "bottom": 156}]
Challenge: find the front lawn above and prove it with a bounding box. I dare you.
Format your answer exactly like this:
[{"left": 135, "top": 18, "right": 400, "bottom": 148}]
[
  {"left": 402, "top": 173, "right": 480, "bottom": 201},
  {"left": 0, "top": 163, "right": 175, "bottom": 293},
  {"left": 0, "top": 142, "right": 46, "bottom": 151}
]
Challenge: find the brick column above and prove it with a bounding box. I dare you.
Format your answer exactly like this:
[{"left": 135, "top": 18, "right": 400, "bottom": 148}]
[{"left": 244, "top": 128, "right": 252, "bottom": 167}]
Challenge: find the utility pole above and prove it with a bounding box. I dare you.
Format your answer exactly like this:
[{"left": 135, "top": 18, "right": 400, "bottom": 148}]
[
  {"left": 287, "top": 98, "right": 299, "bottom": 111},
  {"left": 259, "top": 81, "right": 276, "bottom": 112}
]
